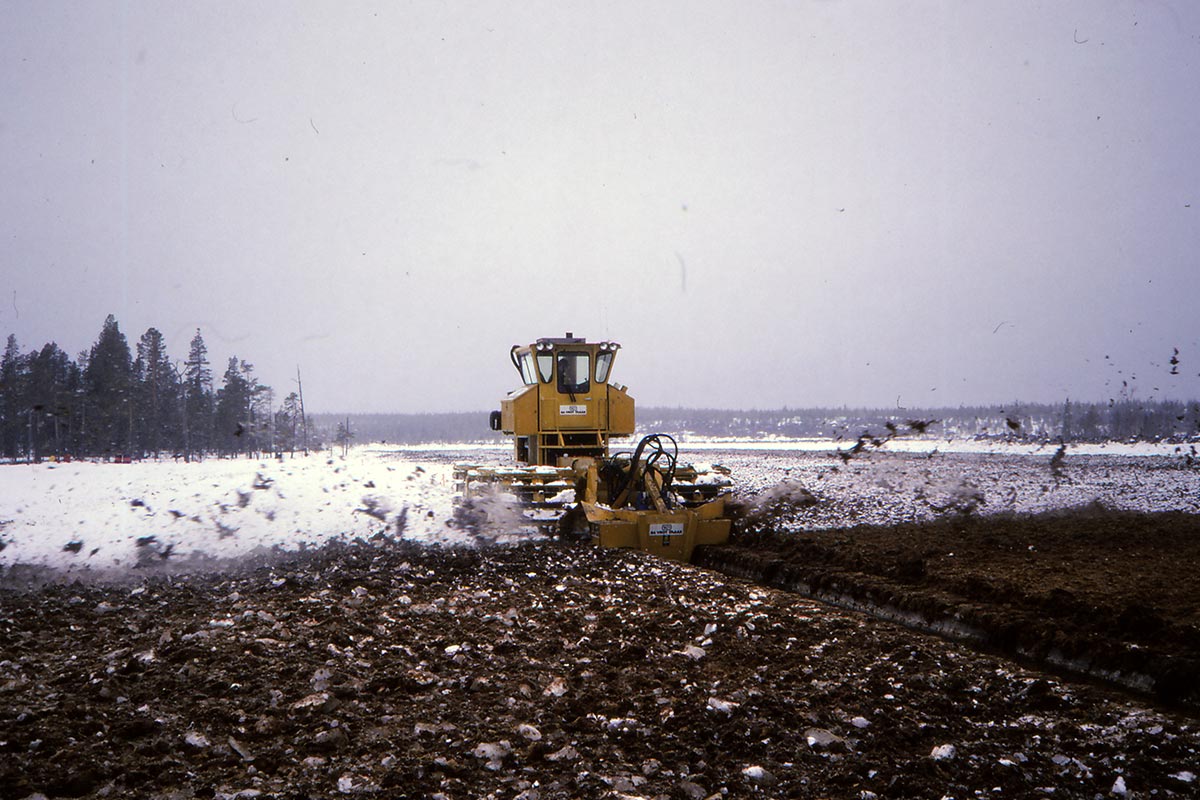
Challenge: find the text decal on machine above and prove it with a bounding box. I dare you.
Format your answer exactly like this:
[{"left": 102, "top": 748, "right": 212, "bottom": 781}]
[
  {"left": 559, "top": 404, "right": 588, "bottom": 416},
  {"left": 649, "top": 522, "right": 685, "bottom": 546}
]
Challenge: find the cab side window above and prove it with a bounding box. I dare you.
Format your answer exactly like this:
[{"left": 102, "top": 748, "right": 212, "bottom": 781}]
[{"left": 595, "top": 352, "right": 613, "bottom": 384}]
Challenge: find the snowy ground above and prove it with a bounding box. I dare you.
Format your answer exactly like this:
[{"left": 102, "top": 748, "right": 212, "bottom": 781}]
[
  {"left": 0, "top": 447, "right": 468, "bottom": 574},
  {"left": 1, "top": 438, "right": 1196, "bottom": 575}
]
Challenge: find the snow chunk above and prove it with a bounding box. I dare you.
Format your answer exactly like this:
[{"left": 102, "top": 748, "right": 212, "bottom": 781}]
[
  {"left": 805, "top": 728, "right": 845, "bottom": 751},
  {"left": 707, "top": 697, "right": 739, "bottom": 715},
  {"left": 604, "top": 717, "right": 641, "bottom": 735},
  {"left": 183, "top": 731, "right": 211, "bottom": 749},
  {"left": 471, "top": 740, "right": 512, "bottom": 770},
  {"left": 741, "top": 765, "right": 777, "bottom": 786},
  {"left": 546, "top": 744, "right": 579, "bottom": 762},
  {"left": 930, "top": 744, "right": 957, "bottom": 761},
  {"left": 337, "top": 773, "right": 379, "bottom": 794}
]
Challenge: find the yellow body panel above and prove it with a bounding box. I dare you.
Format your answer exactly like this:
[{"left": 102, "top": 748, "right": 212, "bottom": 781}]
[
  {"left": 501, "top": 385, "right": 538, "bottom": 434},
  {"left": 582, "top": 497, "right": 730, "bottom": 562},
  {"left": 607, "top": 388, "right": 635, "bottom": 435}
]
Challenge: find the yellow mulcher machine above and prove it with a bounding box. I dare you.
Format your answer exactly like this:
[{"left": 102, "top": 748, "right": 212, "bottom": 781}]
[{"left": 454, "top": 333, "right": 732, "bottom": 562}]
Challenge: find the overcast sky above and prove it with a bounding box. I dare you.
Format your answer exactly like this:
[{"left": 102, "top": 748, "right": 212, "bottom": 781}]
[{"left": 2, "top": 1, "right": 1198, "bottom": 413}]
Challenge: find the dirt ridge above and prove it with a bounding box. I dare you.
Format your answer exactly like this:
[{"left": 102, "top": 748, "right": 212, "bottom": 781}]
[{"left": 696, "top": 508, "right": 1200, "bottom": 710}]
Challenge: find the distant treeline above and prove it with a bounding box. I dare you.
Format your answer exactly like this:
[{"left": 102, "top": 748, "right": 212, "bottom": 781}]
[
  {"left": 5, "top": 316, "right": 1196, "bottom": 464},
  {"left": 309, "top": 412, "right": 503, "bottom": 446},
  {"left": 0, "top": 316, "right": 311, "bottom": 462},
  {"left": 639, "top": 400, "right": 1200, "bottom": 443},
  {"left": 313, "top": 398, "right": 1200, "bottom": 447}
]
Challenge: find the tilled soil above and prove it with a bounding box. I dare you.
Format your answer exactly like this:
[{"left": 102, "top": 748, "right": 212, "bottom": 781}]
[
  {"left": 701, "top": 508, "right": 1200, "bottom": 711},
  {"left": 2, "top": 539, "right": 1198, "bottom": 799}
]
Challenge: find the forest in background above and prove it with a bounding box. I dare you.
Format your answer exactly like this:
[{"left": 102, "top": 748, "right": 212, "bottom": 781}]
[
  {"left": 3, "top": 315, "right": 1198, "bottom": 463},
  {"left": 0, "top": 316, "right": 310, "bottom": 462},
  {"left": 311, "top": 396, "right": 1200, "bottom": 449}
]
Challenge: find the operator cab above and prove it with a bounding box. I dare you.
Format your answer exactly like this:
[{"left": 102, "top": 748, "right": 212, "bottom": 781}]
[
  {"left": 509, "top": 333, "right": 620, "bottom": 394},
  {"left": 493, "top": 333, "right": 635, "bottom": 466}
]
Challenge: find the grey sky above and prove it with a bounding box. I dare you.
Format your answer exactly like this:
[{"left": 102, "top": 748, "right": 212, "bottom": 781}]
[{"left": 2, "top": 1, "right": 1197, "bottom": 413}]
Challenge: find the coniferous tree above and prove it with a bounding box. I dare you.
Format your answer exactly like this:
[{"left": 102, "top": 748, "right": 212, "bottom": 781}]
[
  {"left": 0, "top": 334, "right": 25, "bottom": 458},
  {"left": 214, "top": 356, "right": 253, "bottom": 456},
  {"left": 276, "top": 391, "right": 302, "bottom": 454},
  {"left": 134, "top": 327, "right": 179, "bottom": 458},
  {"left": 183, "top": 329, "right": 214, "bottom": 457},
  {"left": 253, "top": 383, "right": 274, "bottom": 456},
  {"left": 26, "top": 342, "right": 79, "bottom": 460},
  {"left": 240, "top": 360, "right": 269, "bottom": 455},
  {"left": 83, "top": 315, "right": 134, "bottom": 458}
]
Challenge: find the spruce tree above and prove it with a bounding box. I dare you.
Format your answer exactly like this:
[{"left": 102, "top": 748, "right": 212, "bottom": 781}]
[
  {"left": 84, "top": 315, "right": 134, "bottom": 458},
  {"left": 134, "top": 327, "right": 178, "bottom": 458},
  {"left": 183, "top": 329, "right": 214, "bottom": 456},
  {"left": 0, "top": 334, "right": 26, "bottom": 459},
  {"left": 277, "top": 391, "right": 302, "bottom": 454},
  {"left": 27, "top": 342, "right": 79, "bottom": 460},
  {"left": 214, "top": 356, "right": 253, "bottom": 456}
]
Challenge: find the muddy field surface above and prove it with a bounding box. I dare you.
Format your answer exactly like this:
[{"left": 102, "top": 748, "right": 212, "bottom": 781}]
[
  {"left": 692, "top": 449, "right": 1200, "bottom": 711},
  {"left": 2, "top": 541, "right": 1199, "bottom": 800},
  {"left": 705, "top": 508, "right": 1200, "bottom": 708}
]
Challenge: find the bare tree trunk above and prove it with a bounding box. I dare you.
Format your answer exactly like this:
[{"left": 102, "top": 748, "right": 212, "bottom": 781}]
[{"left": 296, "top": 366, "right": 309, "bottom": 455}]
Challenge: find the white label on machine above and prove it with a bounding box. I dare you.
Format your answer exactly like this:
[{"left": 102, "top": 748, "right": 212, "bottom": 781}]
[
  {"left": 559, "top": 404, "right": 588, "bottom": 415},
  {"left": 649, "top": 522, "right": 685, "bottom": 537}
]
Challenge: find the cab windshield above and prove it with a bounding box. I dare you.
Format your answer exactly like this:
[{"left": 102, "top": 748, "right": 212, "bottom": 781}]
[
  {"left": 536, "top": 354, "right": 554, "bottom": 383},
  {"left": 556, "top": 352, "right": 590, "bottom": 394}
]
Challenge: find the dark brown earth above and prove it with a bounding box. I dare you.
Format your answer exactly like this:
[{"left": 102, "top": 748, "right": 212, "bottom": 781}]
[
  {"left": 2, "top": 531, "right": 1199, "bottom": 799},
  {"left": 704, "top": 506, "right": 1200, "bottom": 710}
]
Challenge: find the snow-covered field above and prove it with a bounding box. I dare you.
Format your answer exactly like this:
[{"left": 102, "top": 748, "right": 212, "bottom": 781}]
[
  {"left": 1, "top": 439, "right": 1196, "bottom": 574},
  {"left": 0, "top": 447, "right": 467, "bottom": 573}
]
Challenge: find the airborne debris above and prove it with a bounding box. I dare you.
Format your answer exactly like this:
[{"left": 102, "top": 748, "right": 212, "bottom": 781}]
[{"left": 1050, "top": 442, "right": 1068, "bottom": 484}]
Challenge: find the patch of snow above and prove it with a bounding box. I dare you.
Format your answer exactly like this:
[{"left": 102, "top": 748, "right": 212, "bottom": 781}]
[
  {"left": 741, "top": 765, "right": 777, "bottom": 785},
  {"left": 930, "top": 744, "right": 957, "bottom": 761},
  {"left": 706, "top": 697, "right": 739, "bottom": 715},
  {"left": 0, "top": 449, "right": 468, "bottom": 573}
]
